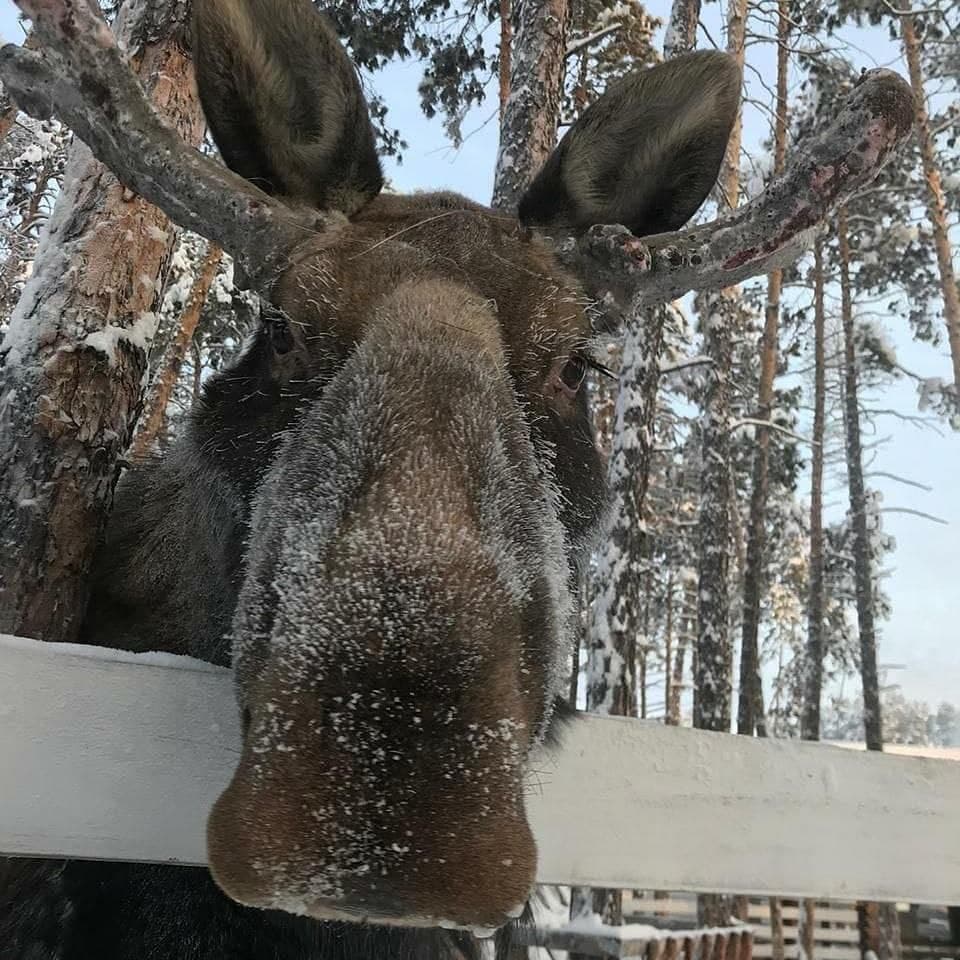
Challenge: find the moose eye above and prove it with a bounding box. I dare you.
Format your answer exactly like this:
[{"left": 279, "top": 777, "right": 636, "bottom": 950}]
[{"left": 559, "top": 355, "right": 587, "bottom": 393}]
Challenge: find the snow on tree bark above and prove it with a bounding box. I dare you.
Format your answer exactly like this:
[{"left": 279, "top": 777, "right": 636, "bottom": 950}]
[
  {"left": 129, "top": 243, "right": 222, "bottom": 460},
  {"left": 663, "top": 0, "right": 701, "bottom": 59},
  {"left": 899, "top": 9, "right": 960, "bottom": 403},
  {"left": 586, "top": 312, "right": 668, "bottom": 716},
  {"left": 492, "top": 0, "right": 569, "bottom": 212},
  {"left": 0, "top": 0, "right": 205, "bottom": 641},
  {"left": 695, "top": 290, "right": 735, "bottom": 734}
]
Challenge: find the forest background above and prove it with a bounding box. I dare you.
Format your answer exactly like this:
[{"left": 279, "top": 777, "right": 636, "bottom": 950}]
[{"left": 0, "top": 0, "right": 957, "bottom": 746}]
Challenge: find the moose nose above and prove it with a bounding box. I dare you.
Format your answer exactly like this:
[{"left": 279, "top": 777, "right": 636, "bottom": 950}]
[{"left": 207, "top": 744, "right": 537, "bottom": 929}]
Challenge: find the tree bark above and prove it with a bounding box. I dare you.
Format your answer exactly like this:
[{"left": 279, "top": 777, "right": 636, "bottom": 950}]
[
  {"left": 900, "top": 10, "right": 960, "bottom": 399},
  {"left": 695, "top": 0, "right": 747, "bottom": 736},
  {"left": 130, "top": 243, "right": 222, "bottom": 460},
  {"left": 801, "top": 238, "right": 827, "bottom": 743},
  {"left": 492, "top": 0, "right": 569, "bottom": 211},
  {"left": 840, "top": 205, "right": 889, "bottom": 959},
  {"left": 737, "top": 0, "right": 789, "bottom": 738},
  {"left": 799, "top": 898, "right": 816, "bottom": 960},
  {"left": 0, "top": 0, "right": 205, "bottom": 641},
  {"left": 769, "top": 896, "right": 785, "bottom": 960},
  {"left": 663, "top": 0, "right": 701, "bottom": 58},
  {"left": 586, "top": 308, "right": 669, "bottom": 716},
  {"left": 838, "top": 206, "right": 883, "bottom": 754},
  {"left": 498, "top": 0, "right": 512, "bottom": 121}
]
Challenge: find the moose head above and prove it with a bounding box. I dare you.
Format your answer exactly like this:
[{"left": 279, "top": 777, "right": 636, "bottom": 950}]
[
  {"left": 0, "top": 0, "right": 916, "bottom": 940},
  {"left": 186, "top": 0, "right": 740, "bottom": 930}
]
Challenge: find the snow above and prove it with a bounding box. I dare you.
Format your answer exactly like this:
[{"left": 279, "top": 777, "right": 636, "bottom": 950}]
[
  {"left": 542, "top": 910, "right": 753, "bottom": 946},
  {"left": 0, "top": 632, "right": 229, "bottom": 675},
  {"left": 15, "top": 144, "right": 44, "bottom": 165},
  {"left": 83, "top": 310, "right": 160, "bottom": 363}
]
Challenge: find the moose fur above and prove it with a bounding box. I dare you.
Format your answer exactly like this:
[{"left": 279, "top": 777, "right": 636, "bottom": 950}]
[{"left": 1, "top": 0, "right": 739, "bottom": 956}]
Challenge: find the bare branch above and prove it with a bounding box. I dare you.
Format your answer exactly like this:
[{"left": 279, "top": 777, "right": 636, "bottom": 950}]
[
  {"left": 659, "top": 356, "right": 714, "bottom": 376},
  {"left": 553, "top": 69, "right": 914, "bottom": 312},
  {"left": 879, "top": 507, "right": 949, "bottom": 525},
  {"left": 864, "top": 470, "right": 933, "bottom": 491},
  {"left": 0, "top": 0, "right": 324, "bottom": 294}
]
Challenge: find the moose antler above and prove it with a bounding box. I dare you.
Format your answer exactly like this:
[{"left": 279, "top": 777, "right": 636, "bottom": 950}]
[
  {"left": 0, "top": 0, "right": 327, "bottom": 294},
  {"left": 0, "top": 0, "right": 914, "bottom": 305},
  {"left": 552, "top": 68, "right": 914, "bottom": 311}
]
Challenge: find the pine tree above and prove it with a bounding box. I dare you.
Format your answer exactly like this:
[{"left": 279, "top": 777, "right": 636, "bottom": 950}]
[{"left": 0, "top": 0, "right": 206, "bottom": 641}]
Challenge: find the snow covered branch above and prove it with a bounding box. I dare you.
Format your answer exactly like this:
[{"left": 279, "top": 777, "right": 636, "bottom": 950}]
[
  {"left": 564, "top": 24, "right": 623, "bottom": 59},
  {"left": 0, "top": 0, "right": 322, "bottom": 293},
  {"left": 729, "top": 417, "right": 817, "bottom": 446},
  {"left": 553, "top": 68, "right": 915, "bottom": 311}
]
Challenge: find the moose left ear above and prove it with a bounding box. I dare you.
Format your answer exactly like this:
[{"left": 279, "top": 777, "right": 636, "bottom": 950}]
[{"left": 518, "top": 51, "right": 741, "bottom": 238}]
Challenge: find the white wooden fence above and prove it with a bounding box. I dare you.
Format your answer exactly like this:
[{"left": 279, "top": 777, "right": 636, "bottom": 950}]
[{"left": 2, "top": 634, "right": 959, "bottom": 907}]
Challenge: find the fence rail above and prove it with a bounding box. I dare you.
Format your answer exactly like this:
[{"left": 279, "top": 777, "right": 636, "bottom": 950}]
[{"left": 2, "top": 634, "right": 960, "bottom": 905}]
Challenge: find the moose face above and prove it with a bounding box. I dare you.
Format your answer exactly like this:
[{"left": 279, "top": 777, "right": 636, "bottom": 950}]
[{"left": 195, "top": 0, "right": 739, "bottom": 932}]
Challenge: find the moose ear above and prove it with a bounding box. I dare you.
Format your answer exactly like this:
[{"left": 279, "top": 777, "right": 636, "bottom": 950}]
[
  {"left": 192, "top": 0, "right": 383, "bottom": 215},
  {"left": 518, "top": 51, "right": 741, "bottom": 238}
]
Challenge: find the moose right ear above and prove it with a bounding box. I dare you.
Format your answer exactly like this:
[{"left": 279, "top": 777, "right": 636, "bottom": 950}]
[
  {"left": 518, "top": 51, "right": 741, "bottom": 238},
  {"left": 192, "top": 0, "right": 383, "bottom": 215}
]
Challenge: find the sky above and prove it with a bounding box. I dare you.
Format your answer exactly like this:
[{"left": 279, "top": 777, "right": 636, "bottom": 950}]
[{"left": 1, "top": 2, "right": 957, "bottom": 708}]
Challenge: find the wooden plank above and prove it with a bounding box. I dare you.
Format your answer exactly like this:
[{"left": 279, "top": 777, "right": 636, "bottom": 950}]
[
  {"left": 753, "top": 926, "right": 861, "bottom": 944},
  {"left": 754, "top": 950, "right": 860, "bottom": 960},
  {"left": 746, "top": 905, "right": 858, "bottom": 924},
  {"left": 626, "top": 900, "right": 699, "bottom": 917},
  {"left": 2, "top": 634, "right": 960, "bottom": 904}
]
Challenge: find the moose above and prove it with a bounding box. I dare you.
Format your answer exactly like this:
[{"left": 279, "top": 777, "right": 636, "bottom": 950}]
[{"left": 0, "top": 0, "right": 915, "bottom": 955}]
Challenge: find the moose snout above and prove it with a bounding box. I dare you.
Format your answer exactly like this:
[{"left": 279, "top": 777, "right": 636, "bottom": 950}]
[{"left": 207, "top": 697, "right": 538, "bottom": 930}]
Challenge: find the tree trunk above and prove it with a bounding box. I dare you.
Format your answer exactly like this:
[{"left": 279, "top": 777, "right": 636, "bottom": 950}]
[
  {"left": 499, "top": 0, "right": 512, "bottom": 120},
  {"left": 880, "top": 903, "right": 902, "bottom": 960},
  {"left": 668, "top": 626, "right": 686, "bottom": 725},
  {"left": 900, "top": 10, "right": 960, "bottom": 398},
  {"left": 492, "top": 0, "right": 568, "bottom": 211},
  {"left": 799, "top": 898, "right": 816, "bottom": 960},
  {"left": 857, "top": 901, "right": 882, "bottom": 960},
  {"left": 663, "top": 0, "right": 701, "bottom": 58},
  {"left": 130, "top": 243, "right": 222, "bottom": 460},
  {"left": 801, "top": 238, "right": 827, "bottom": 743},
  {"left": 838, "top": 207, "right": 883, "bottom": 754},
  {"left": 770, "top": 897, "right": 785, "bottom": 960},
  {"left": 0, "top": 0, "right": 206, "bottom": 641},
  {"left": 737, "top": 0, "right": 789, "bottom": 738},
  {"left": 840, "top": 205, "right": 890, "bottom": 960},
  {"left": 586, "top": 312, "right": 666, "bottom": 716},
  {"left": 664, "top": 573, "right": 675, "bottom": 720},
  {"left": 695, "top": 0, "right": 747, "bottom": 928},
  {"left": 694, "top": 0, "right": 747, "bottom": 736}
]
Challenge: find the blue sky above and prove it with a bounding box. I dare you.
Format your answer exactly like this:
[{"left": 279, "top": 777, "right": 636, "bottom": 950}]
[{"left": 1, "top": 2, "right": 956, "bottom": 708}]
